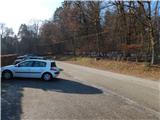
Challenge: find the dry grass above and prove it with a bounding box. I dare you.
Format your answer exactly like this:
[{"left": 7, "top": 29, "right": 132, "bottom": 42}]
[{"left": 59, "top": 56, "right": 160, "bottom": 81}]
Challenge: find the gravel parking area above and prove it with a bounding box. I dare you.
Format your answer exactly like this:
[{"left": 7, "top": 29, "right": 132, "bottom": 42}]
[{"left": 1, "top": 61, "right": 160, "bottom": 120}]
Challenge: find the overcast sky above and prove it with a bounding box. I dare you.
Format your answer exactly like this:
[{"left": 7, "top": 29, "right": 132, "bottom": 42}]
[{"left": 0, "top": 0, "right": 63, "bottom": 34}]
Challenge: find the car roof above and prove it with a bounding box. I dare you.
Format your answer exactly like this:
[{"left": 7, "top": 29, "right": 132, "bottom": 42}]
[{"left": 22, "top": 59, "right": 55, "bottom": 63}]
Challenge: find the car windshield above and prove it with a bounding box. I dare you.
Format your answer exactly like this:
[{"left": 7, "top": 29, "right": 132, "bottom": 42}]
[
  {"left": 51, "top": 62, "right": 56, "bottom": 67},
  {"left": 13, "top": 61, "right": 19, "bottom": 65}
]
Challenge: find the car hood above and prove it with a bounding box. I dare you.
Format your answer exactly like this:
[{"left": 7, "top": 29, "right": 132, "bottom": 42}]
[{"left": 2, "top": 65, "right": 15, "bottom": 69}]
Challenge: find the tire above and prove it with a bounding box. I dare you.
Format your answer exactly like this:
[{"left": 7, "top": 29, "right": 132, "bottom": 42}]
[
  {"left": 42, "top": 73, "right": 53, "bottom": 81},
  {"left": 2, "top": 70, "right": 13, "bottom": 80}
]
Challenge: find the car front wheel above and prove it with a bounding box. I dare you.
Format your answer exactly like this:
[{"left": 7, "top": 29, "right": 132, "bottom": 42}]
[
  {"left": 42, "top": 73, "right": 52, "bottom": 81},
  {"left": 2, "top": 71, "right": 13, "bottom": 80}
]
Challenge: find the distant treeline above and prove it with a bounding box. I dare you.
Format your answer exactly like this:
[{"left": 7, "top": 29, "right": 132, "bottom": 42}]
[{"left": 0, "top": 1, "right": 160, "bottom": 64}]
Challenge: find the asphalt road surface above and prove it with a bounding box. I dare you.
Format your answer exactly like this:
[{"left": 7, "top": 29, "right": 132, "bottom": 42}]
[{"left": 2, "top": 61, "right": 160, "bottom": 120}]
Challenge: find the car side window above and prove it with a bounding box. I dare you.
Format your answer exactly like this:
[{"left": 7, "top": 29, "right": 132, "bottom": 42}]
[
  {"left": 33, "top": 61, "right": 46, "bottom": 67},
  {"left": 19, "top": 61, "right": 33, "bottom": 67}
]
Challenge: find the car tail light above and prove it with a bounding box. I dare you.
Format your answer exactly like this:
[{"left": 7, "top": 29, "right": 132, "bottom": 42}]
[{"left": 51, "top": 67, "right": 57, "bottom": 71}]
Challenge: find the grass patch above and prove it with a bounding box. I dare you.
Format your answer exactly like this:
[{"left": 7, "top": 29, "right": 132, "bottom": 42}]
[{"left": 58, "top": 56, "right": 160, "bottom": 81}]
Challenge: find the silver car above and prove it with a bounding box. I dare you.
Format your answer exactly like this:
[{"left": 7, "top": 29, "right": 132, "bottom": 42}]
[{"left": 2, "top": 59, "right": 60, "bottom": 81}]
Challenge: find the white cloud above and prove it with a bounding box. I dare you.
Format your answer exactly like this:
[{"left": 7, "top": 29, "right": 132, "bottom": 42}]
[{"left": 0, "top": 0, "right": 63, "bottom": 34}]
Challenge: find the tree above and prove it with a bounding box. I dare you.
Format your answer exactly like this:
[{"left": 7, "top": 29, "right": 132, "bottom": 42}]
[
  {"left": 18, "top": 24, "right": 39, "bottom": 54},
  {"left": 38, "top": 1, "right": 160, "bottom": 64},
  {"left": 0, "top": 23, "right": 19, "bottom": 54}
]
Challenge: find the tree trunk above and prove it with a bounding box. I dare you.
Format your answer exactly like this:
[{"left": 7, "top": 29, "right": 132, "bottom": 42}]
[
  {"left": 73, "top": 31, "right": 76, "bottom": 58},
  {"left": 150, "top": 28, "right": 155, "bottom": 65}
]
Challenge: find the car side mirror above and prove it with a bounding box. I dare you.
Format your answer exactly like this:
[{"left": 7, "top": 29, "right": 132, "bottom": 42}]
[{"left": 15, "top": 64, "right": 19, "bottom": 67}]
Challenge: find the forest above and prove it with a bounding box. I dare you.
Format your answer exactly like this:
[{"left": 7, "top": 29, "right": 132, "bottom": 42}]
[{"left": 1, "top": 1, "right": 160, "bottom": 65}]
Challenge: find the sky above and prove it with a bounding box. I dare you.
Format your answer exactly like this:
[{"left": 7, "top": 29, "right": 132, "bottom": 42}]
[{"left": 0, "top": 0, "right": 63, "bottom": 34}]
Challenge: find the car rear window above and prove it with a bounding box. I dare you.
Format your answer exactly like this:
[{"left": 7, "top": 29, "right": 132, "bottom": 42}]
[{"left": 51, "top": 62, "right": 56, "bottom": 67}]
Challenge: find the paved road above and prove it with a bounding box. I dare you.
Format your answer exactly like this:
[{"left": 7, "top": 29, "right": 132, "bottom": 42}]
[{"left": 1, "top": 61, "right": 160, "bottom": 120}]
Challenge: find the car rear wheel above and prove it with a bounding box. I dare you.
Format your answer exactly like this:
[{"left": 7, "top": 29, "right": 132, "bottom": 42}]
[
  {"left": 42, "top": 73, "right": 52, "bottom": 81},
  {"left": 2, "top": 71, "right": 13, "bottom": 80}
]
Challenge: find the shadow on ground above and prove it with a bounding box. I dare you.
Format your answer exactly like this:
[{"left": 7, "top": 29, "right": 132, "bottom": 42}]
[
  {"left": 1, "top": 80, "right": 23, "bottom": 120},
  {"left": 2, "top": 78, "right": 103, "bottom": 94},
  {"left": 1, "top": 78, "right": 103, "bottom": 120}
]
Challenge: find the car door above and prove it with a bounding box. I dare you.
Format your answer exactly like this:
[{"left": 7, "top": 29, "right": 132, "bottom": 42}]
[
  {"left": 14, "top": 61, "right": 34, "bottom": 78},
  {"left": 29, "top": 61, "right": 47, "bottom": 78}
]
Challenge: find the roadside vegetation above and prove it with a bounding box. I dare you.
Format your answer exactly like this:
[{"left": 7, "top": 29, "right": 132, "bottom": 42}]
[
  {"left": 58, "top": 56, "right": 160, "bottom": 81},
  {"left": 1, "top": 1, "right": 160, "bottom": 65}
]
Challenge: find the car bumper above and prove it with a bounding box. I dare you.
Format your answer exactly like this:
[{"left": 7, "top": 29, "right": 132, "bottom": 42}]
[{"left": 53, "top": 71, "right": 60, "bottom": 78}]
